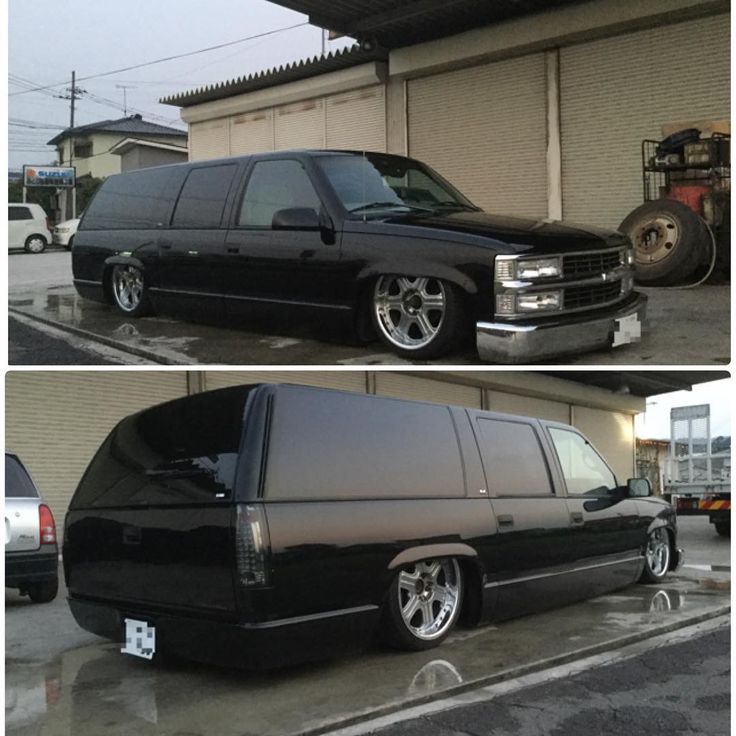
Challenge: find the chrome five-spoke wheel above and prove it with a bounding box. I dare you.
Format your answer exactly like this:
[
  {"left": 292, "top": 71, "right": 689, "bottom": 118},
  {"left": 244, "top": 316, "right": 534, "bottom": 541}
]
[
  {"left": 111, "top": 264, "right": 148, "bottom": 315},
  {"left": 385, "top": 558, "right": 462, "bottom": 650},
  {"left": 641, "top": 528, "right": 671, "bottom": 583}
]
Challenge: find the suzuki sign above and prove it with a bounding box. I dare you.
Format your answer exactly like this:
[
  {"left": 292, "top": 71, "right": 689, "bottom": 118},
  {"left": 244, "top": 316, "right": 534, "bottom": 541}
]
[{"left": 23, "top": 165, "right": 76, "bottom": 188}]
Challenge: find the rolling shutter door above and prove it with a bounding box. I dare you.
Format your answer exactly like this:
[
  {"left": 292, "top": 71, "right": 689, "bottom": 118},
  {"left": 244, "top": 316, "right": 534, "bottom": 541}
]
[
  {"left": 407, "top": 54, "right": 547, "bottom": 217},
  {"left": 560, "top": 14, "right": 730, "bottom": 228},
  {"left": 204, "top": 371, "right": 367, "bottom": 393},
  {"left": 571, "top": 406, "right": 635, "bottom": 482},
  {"left": 325, "top": 85, "right": 386, "bottom": 151},
  {"left": 5, "top": 372, "right": 188, "bottom": 535},
  {"left": 275, "top": 99, "right": 324, "bottom": 150},
  {"left": 485, "top": 391, "right": 570, "bottom": 424},
  {"left": 375, "top": 373, "right": 482, "bottom": 408},
  {"left": 230, "top": 109, "right": 274, "bottom": 155},
  {"left": 189, "top": 118, "right": 230, "bottom": 160}
]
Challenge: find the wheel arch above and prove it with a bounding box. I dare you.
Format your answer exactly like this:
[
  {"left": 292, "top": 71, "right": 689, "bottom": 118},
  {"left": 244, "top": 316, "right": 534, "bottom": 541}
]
[{"left": 356, "top": 263, "right": 479, "bottom": 296}]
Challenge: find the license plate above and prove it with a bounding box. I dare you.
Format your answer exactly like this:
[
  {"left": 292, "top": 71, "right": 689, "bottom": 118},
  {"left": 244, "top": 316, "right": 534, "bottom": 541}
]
[
  {"left": 121, "top": 618, "right": 156, "bottom": 660},
  {"left": 612, "top": 312, "right": 641, "bottom": 348}
]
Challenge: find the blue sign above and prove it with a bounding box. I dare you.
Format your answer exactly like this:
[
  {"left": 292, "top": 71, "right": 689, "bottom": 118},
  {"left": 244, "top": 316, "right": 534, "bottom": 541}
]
[{"left": 23, "top": 165, "right": 76, "bottom": 188}]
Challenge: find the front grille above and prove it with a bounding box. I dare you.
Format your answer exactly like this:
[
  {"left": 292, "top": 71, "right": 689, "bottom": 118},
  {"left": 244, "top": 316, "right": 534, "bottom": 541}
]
[
  {"left": 564, "top": 281, "right": 621, "bottom": 310},
  {"left": 563, "top": 251, "right": 622, "bottom": 278}
]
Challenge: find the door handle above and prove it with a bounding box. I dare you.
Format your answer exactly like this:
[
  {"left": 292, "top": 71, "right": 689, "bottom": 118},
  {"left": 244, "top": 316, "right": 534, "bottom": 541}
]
[
  {"left": 571, "top": 512, "right": 584, "bottom": 526},
  {"left": 497, "top": 514, "right": 514, "bottom": 528},
  {"left": 227, "top": 247, "right": 239, "bottom": 254},
  {"left": 160, "top": 242, "right": 172, "bottom": 250}
]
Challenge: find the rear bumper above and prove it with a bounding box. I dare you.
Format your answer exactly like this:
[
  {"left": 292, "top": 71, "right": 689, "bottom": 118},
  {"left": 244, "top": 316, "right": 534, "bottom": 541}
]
[
  {"left": 5, "top": 551, "right": 58, "bottom": 587},
  {"left": 68, "top": 596, "right": 380, "bottom": 669},
  {"left": 476, "top": 292, "right": 647, "bottom": 364}
]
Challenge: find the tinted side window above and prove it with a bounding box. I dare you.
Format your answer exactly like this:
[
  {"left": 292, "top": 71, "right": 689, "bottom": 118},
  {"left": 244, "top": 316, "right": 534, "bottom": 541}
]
[
  {"left": 171, "top": 164, "right": 237, "bottom": 228},
  {"left": 9, "top": 206, "right": 32, "bottom": 221},
  {"left": 548, "top": 427, "right": 617, "bottom": 497},
  {"left": 71, "top": 387, "right": 254, "bottom": 508},
  {"left": 81, "top": 167, "right": 186, "bottom": 229},
  {"left": 238, "top": 160, "right": 321, "bottom": 227},
  {"left": 5, "top": 455, "right": 39, "bottom": 498},
  {"left": 475, "top": 418, "right": 552, "bottom": 496},
  {"left": 264, "top": 389, "right": 464, "bottom": 500}
]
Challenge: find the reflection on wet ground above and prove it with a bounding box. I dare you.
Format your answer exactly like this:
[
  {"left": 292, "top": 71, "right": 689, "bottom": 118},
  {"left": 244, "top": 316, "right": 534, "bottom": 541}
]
[{"left": 5, "top": 575, "right": 729, "bottom": 736}]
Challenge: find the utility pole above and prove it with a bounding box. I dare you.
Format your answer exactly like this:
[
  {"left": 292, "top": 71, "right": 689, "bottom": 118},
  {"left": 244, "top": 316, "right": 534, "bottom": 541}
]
[{"left": 56, "top": 71, "right": 85, "bottom": 218}]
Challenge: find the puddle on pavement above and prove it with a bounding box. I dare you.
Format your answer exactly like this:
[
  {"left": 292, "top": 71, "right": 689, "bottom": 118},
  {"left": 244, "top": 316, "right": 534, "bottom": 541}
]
[{"left": 6, "top": 579, "right": 729, "bottom": 736}]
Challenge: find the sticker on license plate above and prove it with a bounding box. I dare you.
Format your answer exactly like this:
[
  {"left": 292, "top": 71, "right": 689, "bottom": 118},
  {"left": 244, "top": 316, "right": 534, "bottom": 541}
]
[
  {"left": 121, "top": 618, "right": 156, "bottom": 659},
  {"left": 612, "top": 312, "right": 641, "bottom": 348}
]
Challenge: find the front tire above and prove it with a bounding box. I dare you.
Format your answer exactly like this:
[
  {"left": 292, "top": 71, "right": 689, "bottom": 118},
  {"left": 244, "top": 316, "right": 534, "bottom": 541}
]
[
  {"left": 26, "top": 578, "right": 58, "bottom": 603},
  {"left": 24, "top": 234, "right": 47, "bottom": 254},
  {"left": 714, "top": 521, "right": 730, "bottom": 537},
  {"left": 639, "top": 528, "right": 671, "bottom": 583},
  {"left": 383, "top": 558, "right": 463, "bottom": 651},
  {"left": 371, "top": 275, "right": 465, "bottom": 360},
  {"left": 109, "top": 264, "right": 152, "bottom": 317}
]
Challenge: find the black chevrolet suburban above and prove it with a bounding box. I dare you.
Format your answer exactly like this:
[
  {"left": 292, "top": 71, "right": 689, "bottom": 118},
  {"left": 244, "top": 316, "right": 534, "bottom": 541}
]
[
  {"left": 72, "top": 150, "right": 646, "bottom": 363},
  {"left": 63, "top": 384, "right": 681, "bottom": 669}
]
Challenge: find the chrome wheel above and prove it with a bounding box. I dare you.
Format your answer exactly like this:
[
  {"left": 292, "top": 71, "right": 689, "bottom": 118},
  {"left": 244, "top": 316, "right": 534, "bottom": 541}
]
[
  {"left": 112, "top": 265, "right": 144, "bottom": 312},
  {"left": 374, "top": 276, "right": 446, "bottom": 350},
  {"left": 646, "top": 528, "right": 671, "bottom": 577},
  {"left": 25, "top": 236, "right": 46, "bottom": 254},
  {"left": 397, "top": 559, "right": 461, "bottom": 641}
]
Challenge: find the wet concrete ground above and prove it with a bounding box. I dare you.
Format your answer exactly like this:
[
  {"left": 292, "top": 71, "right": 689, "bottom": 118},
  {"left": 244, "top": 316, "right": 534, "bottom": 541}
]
[
  {"left": 5, "top": 518, "right": 730, "bottom": 736},
  {"left": 8, "top": 252, "right": 731, "bottom": 365}
]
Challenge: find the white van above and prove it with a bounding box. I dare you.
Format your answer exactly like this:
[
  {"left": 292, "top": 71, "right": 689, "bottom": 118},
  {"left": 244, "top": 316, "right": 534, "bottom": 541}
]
[{"left": 8, "top": 203, "right": 52, "bottom": 253}]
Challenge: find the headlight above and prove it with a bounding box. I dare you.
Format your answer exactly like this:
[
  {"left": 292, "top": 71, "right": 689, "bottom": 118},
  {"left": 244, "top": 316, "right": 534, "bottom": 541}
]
[
  {"left": 57, "top": 227, "right": 70, "bottom": 233},
  {"left": 495, "top": 257, "right": 562, "bottom": 280},
  {"left": 495, "top": 291, "right": 562, "bottom": 315}
]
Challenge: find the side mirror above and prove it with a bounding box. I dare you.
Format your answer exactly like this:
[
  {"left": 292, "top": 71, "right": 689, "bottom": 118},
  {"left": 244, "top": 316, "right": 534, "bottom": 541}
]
[
  {"left": 272, "top": 207, "right": 320, "bottom": 230},
  {"left": 627, "top": 478, "right": 652, "bottom": 497}
]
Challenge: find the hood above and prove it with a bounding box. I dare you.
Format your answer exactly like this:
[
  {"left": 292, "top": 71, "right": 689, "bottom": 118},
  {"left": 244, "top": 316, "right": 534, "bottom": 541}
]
[{"left": 377, "top": 210, "right": 628, "bottom": 254}]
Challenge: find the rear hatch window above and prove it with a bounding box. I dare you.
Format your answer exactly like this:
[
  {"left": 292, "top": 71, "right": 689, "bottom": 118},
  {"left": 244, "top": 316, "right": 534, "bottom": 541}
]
[{"left": 5, "top": 455, "right": 39, "bottom": 498}]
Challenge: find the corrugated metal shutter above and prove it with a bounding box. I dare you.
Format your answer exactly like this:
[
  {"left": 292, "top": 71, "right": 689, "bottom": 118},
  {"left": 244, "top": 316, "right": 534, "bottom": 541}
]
[
  {"left": 190, "top": 118, "right": 230, "bottom": 161},
  {"left": 5, "top": 372, "right": 188, "bottom": 536},
  {"left": 325, "top": 85, "right": 386, "bottom": 151},
  {"left": 407, "top": 54, "right": 547, "bottom": 217},
  {"left": 375, "top": 373, "right": 482, "bottom": 408},
  {"left": 560, "top": 13, "right": 730, "bottom": 228},
  {"left": 204, "top": 371, "right": 367, "bottom": 393},
  {"left": 571, "top": 406, "right": 635, "bottom": 482},
  {"left": 485, "top": 391, "right": 570, "bottom": 424},
  {"left": 274, "top": 99, "right": 324, "bottom": 150},
  {"left": 230, "top": 109, "right": 274, "bottom": 155}
]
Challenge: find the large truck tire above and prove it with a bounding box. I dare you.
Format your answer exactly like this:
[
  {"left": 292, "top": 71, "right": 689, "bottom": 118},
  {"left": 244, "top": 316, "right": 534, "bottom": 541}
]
[{"left": 619, "top": 200, "right": 711, "bottom": 286}]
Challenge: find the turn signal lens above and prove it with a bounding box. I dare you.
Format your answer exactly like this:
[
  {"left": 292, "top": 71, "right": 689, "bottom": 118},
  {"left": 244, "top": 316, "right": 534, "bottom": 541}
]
[{"left": 39, "top": 505, "right": 57, "bottom": 545}]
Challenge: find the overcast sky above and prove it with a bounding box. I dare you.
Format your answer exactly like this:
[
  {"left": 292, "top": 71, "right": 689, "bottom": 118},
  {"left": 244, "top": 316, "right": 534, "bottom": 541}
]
[
  {"left": 635, "top": 378, "right": 731, "bottom": 440},
  {"left": 8, "top": 0, "right": 352, "bottom": 169}
]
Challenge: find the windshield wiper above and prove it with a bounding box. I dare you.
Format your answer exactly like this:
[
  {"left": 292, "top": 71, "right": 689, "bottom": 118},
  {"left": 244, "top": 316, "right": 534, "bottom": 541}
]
[
  {"left": 349, "top": 201, "right": 433, "bottom": 214},
  {"left": 432, "top": 201, "right": 480, "bottom": 211}
]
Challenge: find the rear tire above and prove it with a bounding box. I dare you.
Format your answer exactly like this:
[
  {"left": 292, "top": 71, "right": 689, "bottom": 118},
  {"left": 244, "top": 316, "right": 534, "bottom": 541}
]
[
  {"left": 109, "top": 264, "right": 152, "bottom": 317},
  {"left": 714, "top": 521, "right": 730, "bottom": 537},
  {"left": 24, "top": 234, "right": 47, "bottom": 254},
  {"left": 619, "top": 200, "right": 711, "bottom": 285},
  {"left": 26, "top": 578, "right": 58, "bottom": 603},
  {"left": 383, "top": 558, "right": 463, "bottom": 651}
]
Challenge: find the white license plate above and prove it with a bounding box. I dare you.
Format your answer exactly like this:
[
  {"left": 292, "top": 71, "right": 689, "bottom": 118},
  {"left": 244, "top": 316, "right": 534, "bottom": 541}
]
[
  {"left": 121, "top": 618, "right": 156, "bottom": 660},
  {"left": 612, "top": 312, "right": 641, "bottom": 348}
]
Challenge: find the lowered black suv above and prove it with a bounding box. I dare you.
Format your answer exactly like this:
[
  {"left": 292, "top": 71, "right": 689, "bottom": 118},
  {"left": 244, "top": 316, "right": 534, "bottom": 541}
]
[
  {"left": 64, "top": 384, "right": 681, "bottom": 669},
  {"left": 72, "top": 151, "right": 645, "bottom": 363}
]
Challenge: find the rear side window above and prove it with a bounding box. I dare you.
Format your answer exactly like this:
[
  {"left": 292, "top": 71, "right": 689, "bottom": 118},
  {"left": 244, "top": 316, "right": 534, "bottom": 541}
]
[
  {"left": 8, "top": 206, "right": 32, "bottom": 221},
  {"left": 264, "top": 388, "right": 464, "bottom": 500},
  {"left": 474, "top": 418, "right": 552, "bottom": 496},
  {"left": 238, "top": 159, "right": 321, "bottom": 227},
  {"left": 81, "top": 166, "right": 186, "bottom": 229},
  {"left": 171, "top": 164, "right": 238, "bottom": 228},
  {"left": 5, "top": 455, "right": 39, "bottom": 498},
  {"left": 71, "top": 387, "right": 254, "bottom": 508}
]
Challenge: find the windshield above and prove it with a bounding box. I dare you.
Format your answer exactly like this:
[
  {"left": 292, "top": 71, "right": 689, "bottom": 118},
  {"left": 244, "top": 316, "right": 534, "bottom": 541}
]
[{"left": 316, "top": 153, "right": 478, "bottom": 216}]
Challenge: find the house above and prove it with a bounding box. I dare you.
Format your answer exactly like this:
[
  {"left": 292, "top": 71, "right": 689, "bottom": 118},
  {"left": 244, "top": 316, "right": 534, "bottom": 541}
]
[
  {"left": 160, "top": 0, "right": 728, "bottom": 229},
  {"left": 110, "top": 137, "right": 189, "bottom": 172}
]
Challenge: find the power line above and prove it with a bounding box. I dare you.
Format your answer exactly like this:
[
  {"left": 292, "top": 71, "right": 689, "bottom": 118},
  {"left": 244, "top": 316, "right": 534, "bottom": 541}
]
[{"left": 9, "top": 21, "right": 310, "bottom": 97}]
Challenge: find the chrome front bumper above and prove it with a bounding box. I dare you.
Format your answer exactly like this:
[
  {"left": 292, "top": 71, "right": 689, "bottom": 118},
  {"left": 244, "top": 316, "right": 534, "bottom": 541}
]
[{"left": 476, "top": 292, "right": 647, "bottom": 364}]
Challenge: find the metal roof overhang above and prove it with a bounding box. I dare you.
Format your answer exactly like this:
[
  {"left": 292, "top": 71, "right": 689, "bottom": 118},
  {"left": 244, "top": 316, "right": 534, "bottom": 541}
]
[{"left": 269, "top": 0, "right": 587, "bottom": 48}]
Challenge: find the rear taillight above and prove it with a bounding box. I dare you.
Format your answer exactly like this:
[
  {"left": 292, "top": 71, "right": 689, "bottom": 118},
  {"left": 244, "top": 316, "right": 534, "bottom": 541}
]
[
  {"left": 235, "top": 504, "right": 270, "bottom": 588},
  {"left": 39, "top": 505, "right": 57, "bottom": 545}
]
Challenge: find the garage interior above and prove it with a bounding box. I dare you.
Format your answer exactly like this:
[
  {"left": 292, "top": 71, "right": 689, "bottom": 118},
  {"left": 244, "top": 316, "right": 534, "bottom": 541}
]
[{"left": 5, "top": 369, "right": 723, "bottom": 537}]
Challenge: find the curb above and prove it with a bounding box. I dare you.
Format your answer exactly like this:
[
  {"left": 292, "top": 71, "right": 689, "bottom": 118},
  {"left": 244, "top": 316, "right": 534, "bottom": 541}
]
[
  {"left": 8, "top": 307, "right": 187, "bottom": 365},
  {"left": 299, "top": 604, "right": 730, "bottom": 736}
]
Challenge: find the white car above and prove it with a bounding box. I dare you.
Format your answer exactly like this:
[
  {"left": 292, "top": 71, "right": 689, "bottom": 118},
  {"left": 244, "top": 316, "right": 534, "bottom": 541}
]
[
  {"left": 52, "top": 217, "right": 80, "bottom": 249},
  {"left": 8, "top": 203, "right": 53, "bottom": 254}
]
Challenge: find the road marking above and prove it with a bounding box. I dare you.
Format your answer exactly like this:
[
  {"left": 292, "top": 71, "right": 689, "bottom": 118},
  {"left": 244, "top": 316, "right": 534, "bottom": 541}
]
[
  {"left": 9, "top": 312, "right": 153, "bottom": 365},
  {"left": 684, "top": 564, "right": 731, "bottom": 572},
  {"left": 319, "top": 614, "right": 730, "bottom": 736}
]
